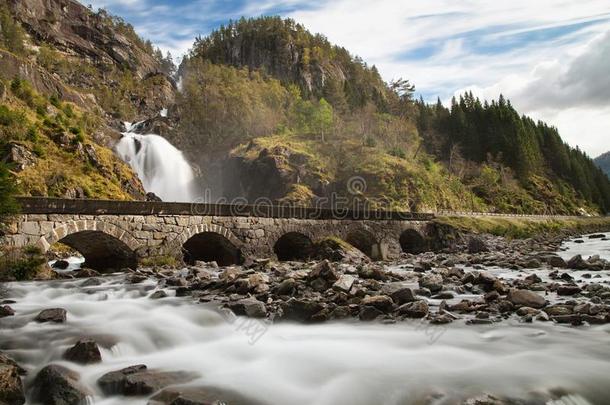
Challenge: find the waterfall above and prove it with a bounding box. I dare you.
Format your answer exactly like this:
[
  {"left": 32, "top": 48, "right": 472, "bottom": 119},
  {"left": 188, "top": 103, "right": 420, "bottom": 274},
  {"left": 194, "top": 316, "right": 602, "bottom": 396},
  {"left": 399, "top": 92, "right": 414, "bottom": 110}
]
[{"left": 115, "top": 124, "right": 197, "bottom": 202}]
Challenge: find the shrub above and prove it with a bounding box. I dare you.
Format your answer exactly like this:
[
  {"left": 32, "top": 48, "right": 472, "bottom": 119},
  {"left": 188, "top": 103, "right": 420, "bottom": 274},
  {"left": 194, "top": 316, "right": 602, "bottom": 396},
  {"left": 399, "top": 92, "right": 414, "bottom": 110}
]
[
  {"left": 49, "top": 94, "right": 61, "bottom": 108},
  {"left": 388, "top": 146, "right": 406, "bottom": 159},
  {"left": 32, "top": 143, "right": 45, "bottom": 157},
  {"left": 364, "top": 136, "right": 377, "bottom": 147},
  {"left": 0, "top": 246, "right": 46, "bottom": 281},
  {"left": 0, "top": 162, "right": 18, "bottom": 217},
  {"left": 139, "top": 255, "right": 178, "bottom": 267}
]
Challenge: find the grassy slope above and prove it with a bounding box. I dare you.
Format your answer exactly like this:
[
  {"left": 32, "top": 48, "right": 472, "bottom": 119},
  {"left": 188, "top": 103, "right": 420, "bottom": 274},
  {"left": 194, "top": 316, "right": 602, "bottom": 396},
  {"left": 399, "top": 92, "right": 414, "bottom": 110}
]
[
  {"left": 436, "top": 215, "right": 610, "bottom": 239},
  {"left": 1, "top": 80, "right": 141, "bottom": 199}
]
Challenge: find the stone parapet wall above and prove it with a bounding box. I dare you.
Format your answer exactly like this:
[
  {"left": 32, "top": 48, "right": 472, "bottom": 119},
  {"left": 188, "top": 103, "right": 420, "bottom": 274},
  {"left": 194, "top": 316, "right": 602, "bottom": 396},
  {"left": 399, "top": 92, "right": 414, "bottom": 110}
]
[{"left": 3, "top": 213, "right": 431, "bottom": 262}]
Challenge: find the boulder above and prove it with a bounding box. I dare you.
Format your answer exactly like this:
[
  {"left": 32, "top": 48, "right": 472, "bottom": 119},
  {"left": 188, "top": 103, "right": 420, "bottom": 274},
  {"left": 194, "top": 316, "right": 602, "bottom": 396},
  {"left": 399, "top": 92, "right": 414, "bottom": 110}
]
[
  {"left": 146, "top": 192, "right": 162, "bottom": 202},
  {"left": 307, "top": 260, "right": 338, "bottom": 283},
  {"left": 332, "top": 275, "right": 355, "bottom": 293},
  {"left": 557, "top": 285, "right": 581, "bottom": 296},
  {"left": 419, "top": 273, "right": 443, "bottom": 293},
  {"left": 545, "top": 255, "right": 568, "bottom": 268},
  {"left": 274, "top": 278, "right": 297, "bottom": 296},
  {"left": 32, "top": 365, "right": 91, "bottom": 405},
  {"left": 0, "top": 306, "right": 14, "bottom": 318},
  {"left": 63, "top": 339, "right": 101, "bottom": 364},
  {"left": 357, "top": 265, "right": 388, "bottom": 281},
  {"left": 567, "top": 255, "right": 588, "bottom": 270},
  {"left": 381, "top": 284, "right": 416, "bottom": 305},
  {"left": 227, "top": 298, "right": 267, "bottom": 318},
  {"left": 150, "top": 290, "right": 168, "bottom": 299},
  {"left": 73, "top": 268, "right": 100, "bottom": 278},
  {"left": 35, "top": 308, "right": 67, "bottom": 323},
  {"left": 0, "top": 363, "right": 25, "bottom": 405},
  {"left": 467, "top": 236, "right": 489, "bottom": 254},
  {"left": 51, "top": 260, "right": 70, "bottom": 270},
  {"left": 360, "top": 295, "right": 393, "bottom": 312},
  {"left": 98, "top": 365, "right": 197, "bottom": 396},
  {"left": 543, "top": 305, "right": 573, "bottom": 316},
  {"left": 149, "top": 385, "right": 262, "bottom": 405},
  {"left": 397, "top": 300, "right": 429, "bottom": 318},
  {"left": 358, "top": 306, "right": 384, "bottom": 321},
  {"left": 507, "top": 289, "right": 546, "bottom": 309},
  {"left": 1, "top": 143, "right": 36, "bottom": 172},
  {"left": 280, "top": 299, "right": 324, "bottom": 322}
]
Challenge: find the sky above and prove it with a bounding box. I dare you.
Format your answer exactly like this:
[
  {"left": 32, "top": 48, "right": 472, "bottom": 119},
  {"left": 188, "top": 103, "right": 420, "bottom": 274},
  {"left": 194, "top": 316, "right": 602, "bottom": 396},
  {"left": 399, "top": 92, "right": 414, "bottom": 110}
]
[{"left": 82, "top": 0, "right": 610, "bottom": 158}]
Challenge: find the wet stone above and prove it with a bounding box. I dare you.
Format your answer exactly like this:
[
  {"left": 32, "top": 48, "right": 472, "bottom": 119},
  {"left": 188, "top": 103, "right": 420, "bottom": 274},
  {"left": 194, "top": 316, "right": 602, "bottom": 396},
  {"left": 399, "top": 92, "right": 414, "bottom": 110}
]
[
  {"left": 32, "top": 365, "right": 91, "bottom": 405},
  {"left": 63, "top": 339, "right": 102, "bottom": 364},
  {"left": 35, "top": 308, "right": 67, "bottom": 323}
]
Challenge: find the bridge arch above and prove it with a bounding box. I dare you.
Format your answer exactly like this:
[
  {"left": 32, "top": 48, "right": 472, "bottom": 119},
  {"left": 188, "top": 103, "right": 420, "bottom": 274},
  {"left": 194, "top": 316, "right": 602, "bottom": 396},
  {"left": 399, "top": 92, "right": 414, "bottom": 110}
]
[
  {"left": 399, "top": 228, "right": 428, "bottom": 254},
  {"left": 168, "top": 223, "right": 244, "bottom": 266},
  {"left": 273, "top": 231, "right": 315, "bottom": 261},
  {"left": 345, "top": 227, "right": 383, "bottom": 260},
  {"left": 37, "top": 220, "right": 140, "bottom": 271}
]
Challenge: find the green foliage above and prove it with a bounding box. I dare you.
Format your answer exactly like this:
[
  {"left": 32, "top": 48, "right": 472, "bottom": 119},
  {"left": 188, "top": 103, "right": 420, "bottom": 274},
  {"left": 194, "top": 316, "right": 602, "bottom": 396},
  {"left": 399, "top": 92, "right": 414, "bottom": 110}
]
[
  {"left": 0, "top": 78, "right": 140, "bottom": 200},
  {"left": 436, "top": 216, "right": 610, "bottom": 240},
  {"left": 388, "top": 147, "right": 406, "bottom": 159},
  {"left": 0, "top": 162, "right": 18, "bottom": 217},
  {"left": 416, "top": 93, "right": 610, "bottom": 213},
  {"left": 190, "top": 16, "right": 389, "bottom": 111},
  {"left": 0, "top": 246, "right": 46, "bottom": 281},
  {"left": 178, "top": 60, "right": 290, "bottom": 151},
  {"left": 139, "top": 255, "right": 179, "bottom": 267}
]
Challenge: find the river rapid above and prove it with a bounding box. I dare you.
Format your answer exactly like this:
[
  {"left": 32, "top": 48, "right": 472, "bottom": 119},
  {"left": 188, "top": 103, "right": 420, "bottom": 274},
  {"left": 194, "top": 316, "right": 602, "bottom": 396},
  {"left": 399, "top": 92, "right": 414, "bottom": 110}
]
[{"left": 1, "top": 236, "right": 610, "bottom": 405}]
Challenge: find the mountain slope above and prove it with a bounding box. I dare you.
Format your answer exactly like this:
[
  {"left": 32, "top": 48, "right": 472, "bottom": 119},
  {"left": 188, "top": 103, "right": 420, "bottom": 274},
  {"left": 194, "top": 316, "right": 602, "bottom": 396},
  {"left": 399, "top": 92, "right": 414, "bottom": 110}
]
[
  {"left": 595, "top": 152, "right": 610, "bottom": 178},
  {"left": 0, "top": 0, "right": 178, "bottom": 199},
  {"left": 171, "top": 17, "right": 610, "bottom": 214}
]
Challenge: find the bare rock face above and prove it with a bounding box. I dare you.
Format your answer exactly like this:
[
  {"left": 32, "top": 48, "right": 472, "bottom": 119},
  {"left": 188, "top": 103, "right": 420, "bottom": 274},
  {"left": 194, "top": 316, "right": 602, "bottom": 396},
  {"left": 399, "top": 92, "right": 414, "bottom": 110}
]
[
  {"left": 7, "top": 0, "right": 158, "bottom": 78},
  {"left": 1, "top": 143, "right": 36, "bottom": 172},
  {"left": 0, "top": 50, "right": 90, "bottom": 108}
]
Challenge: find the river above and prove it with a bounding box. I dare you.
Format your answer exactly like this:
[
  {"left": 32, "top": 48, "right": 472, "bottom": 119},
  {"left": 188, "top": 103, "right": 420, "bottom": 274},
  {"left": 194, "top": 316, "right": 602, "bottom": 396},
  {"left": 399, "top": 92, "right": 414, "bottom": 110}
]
[{"left": 1, "top": 235, "right": 609, "bottom": 404}]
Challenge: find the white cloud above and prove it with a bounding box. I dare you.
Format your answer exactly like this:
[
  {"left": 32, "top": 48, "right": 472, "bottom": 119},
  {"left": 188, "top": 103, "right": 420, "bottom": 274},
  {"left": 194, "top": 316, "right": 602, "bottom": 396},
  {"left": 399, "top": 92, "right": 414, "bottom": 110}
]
[
  {"left": 80, "top": 0, "right": 610, "bottom": 156},
  {"left": 457, "top": 30, "right": 610, "bottom": 157}
]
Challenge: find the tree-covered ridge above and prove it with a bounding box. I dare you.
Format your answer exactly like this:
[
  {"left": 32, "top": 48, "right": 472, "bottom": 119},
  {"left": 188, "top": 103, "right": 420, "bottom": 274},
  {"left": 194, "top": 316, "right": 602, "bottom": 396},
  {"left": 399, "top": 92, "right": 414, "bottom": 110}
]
[
  {"left": 416, "top": 93, "right": 610, "bottom": 213},
  {"left": 178, "top": 16, "right": 610, "bottom": 214},
  {"left": 189, "top": 16, "right": 391, "bottom": 111},
  {"left": 594, "top": 152, "right": 610, "bottom": 179}
]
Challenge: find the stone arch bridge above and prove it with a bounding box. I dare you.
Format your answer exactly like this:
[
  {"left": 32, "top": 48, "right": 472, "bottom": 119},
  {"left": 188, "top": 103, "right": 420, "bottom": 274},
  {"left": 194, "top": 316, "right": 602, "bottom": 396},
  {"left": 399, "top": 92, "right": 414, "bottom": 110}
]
[{"left": 3, "top": 197, "right": 438, "bottom": 271}]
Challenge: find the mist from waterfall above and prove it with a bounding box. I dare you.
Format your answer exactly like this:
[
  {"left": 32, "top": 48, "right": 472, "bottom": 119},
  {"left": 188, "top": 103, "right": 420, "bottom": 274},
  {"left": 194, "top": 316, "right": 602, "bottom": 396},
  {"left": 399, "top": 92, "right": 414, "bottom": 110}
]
[{"left": 116, "top": 124, "right": 197, "bottom": 202}]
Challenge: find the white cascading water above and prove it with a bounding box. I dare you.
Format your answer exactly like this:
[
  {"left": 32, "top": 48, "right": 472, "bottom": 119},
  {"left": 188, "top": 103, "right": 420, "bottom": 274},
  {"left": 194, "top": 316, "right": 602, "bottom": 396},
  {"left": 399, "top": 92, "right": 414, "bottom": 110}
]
[
  {"left": 2, "top": 236, "right": 610, "bottom": 404},
  {"left": 115, "top": 122, "right": 197, "bottom": 202}
]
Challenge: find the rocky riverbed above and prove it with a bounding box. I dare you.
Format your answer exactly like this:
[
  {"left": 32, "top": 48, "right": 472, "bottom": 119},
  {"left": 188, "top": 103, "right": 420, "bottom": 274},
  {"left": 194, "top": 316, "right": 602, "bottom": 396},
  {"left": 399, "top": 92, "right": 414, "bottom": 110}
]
[{"left": 1, "top": 232, "right": 610, "bottom": 404}]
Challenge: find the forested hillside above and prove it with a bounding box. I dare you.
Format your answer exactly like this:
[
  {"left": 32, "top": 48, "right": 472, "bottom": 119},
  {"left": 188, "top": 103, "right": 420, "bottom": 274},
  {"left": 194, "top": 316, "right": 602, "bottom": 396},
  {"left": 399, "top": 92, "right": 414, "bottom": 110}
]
[
  {"left": 1, "top": 4, "right": 608, "bottom": 215},
  {"left": 172, "top": 17, "right": 610, "bottom": 214}
]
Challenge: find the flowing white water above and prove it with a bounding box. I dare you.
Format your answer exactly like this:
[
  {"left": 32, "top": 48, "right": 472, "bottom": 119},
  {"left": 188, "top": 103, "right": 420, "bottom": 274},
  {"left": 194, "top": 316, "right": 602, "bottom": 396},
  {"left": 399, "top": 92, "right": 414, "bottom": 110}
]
[
  {"left": 115, "top": 124, "right": 197, "bottom": 202},
  {"left": 2, "top": 237, "right": 610, "bottom": 404}
]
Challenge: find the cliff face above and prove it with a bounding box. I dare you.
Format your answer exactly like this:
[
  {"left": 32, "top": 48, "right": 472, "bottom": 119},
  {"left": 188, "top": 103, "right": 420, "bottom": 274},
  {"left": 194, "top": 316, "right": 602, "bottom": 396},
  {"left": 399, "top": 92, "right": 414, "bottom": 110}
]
[
  {"left": 595, "top": 152, "right": 610, "bottom": 178},
  {"left": 186, "top": 17, "right": 389, "bottom": 109},
  {"left": 0, "top": 0, "right": 165, "bottom": 200},
  {"left": 6, "top": 0, "right": 176, "bottom": 123},
  {"left": 7, "top": 0, "right": 158, "bottom": 78}
]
